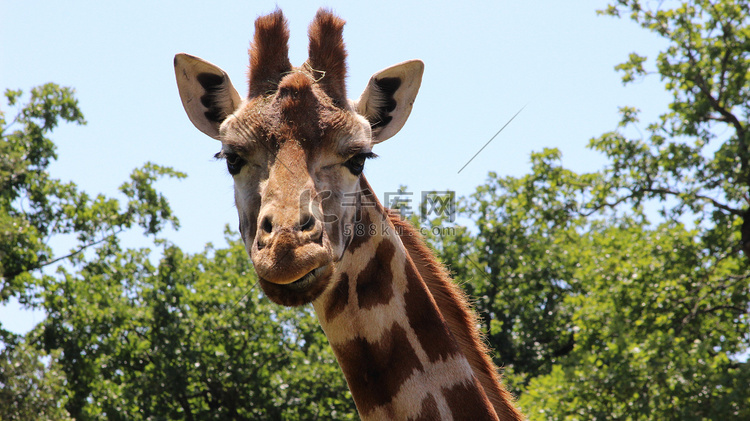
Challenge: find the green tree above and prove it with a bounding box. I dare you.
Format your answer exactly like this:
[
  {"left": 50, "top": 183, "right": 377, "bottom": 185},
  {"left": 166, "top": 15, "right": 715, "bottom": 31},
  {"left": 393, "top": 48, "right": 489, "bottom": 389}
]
[
  {"left": 592, "top": 0, "right": 750, "bottom": 257},
  {"left": 0, "top": 84, "right": 183, "bottom": 306},
  {"left": 40, "top": 233, "right": 354, "bottom": 420},
  {"left": 424, "top": 0, "right": 750, "bottom": 418},
  {"left": 0, "top": 84, "right": 181, "bottom": 419},
  {"left": 430, "top": 152, "right": 749, "bottom": 419},
  {"left": 519, "top": 217, "right": 750, "bottom": 419},
  {"left": 0, "top": 339, "right": 71, "bottom": 421},
  {"left": 425, "top": 150, "right": 590, "bottom": 383}
]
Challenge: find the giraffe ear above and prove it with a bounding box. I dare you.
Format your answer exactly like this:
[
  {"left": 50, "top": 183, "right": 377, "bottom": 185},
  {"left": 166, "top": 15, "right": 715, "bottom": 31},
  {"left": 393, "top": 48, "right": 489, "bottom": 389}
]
[
  {"left": 354, "top": 60, "right": 424, "bottom": 143},
  {"left": 174, "top": 53, "right": 242, "bottom": 139}
]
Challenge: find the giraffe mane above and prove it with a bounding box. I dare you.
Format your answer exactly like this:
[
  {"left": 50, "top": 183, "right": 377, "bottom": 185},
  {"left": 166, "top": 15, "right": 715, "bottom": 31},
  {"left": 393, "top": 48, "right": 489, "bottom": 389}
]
[{"left": 387, "top": 212, "right": 525, "bottom": 420}]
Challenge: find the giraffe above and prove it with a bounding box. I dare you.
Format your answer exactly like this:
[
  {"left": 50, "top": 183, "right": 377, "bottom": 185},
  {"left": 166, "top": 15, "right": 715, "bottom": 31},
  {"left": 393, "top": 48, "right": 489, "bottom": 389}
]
[{"left": 174, "top": 9, "right": 524, "bottom": 420}]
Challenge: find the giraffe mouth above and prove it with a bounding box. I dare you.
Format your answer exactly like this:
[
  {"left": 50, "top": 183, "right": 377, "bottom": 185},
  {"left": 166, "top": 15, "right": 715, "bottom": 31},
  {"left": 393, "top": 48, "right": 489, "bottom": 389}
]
[
  {"left": 258, "top": 263, "right": 333, "bottom": 306},
  {"left": 286, "top": 265, "right": 329, "bottom": 291}
]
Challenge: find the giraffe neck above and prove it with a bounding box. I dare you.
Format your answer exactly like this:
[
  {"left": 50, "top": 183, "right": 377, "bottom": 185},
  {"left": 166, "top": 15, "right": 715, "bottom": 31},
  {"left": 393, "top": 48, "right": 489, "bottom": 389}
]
[
  {"left": 312, "top": 181, "right": 499, "bottom": 420},
  {"left": 389, "top": 215, "right": 524, "bottom": 420}
]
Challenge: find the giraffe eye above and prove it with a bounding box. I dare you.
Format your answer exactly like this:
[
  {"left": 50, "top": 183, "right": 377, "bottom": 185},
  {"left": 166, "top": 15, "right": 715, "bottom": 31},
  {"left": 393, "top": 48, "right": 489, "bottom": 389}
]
[
  {"left": 225, "top": 153, "right": 246, "bottom": 175},
  {"left": 344, "top": 152, "right": 376, "bottom": 176}
]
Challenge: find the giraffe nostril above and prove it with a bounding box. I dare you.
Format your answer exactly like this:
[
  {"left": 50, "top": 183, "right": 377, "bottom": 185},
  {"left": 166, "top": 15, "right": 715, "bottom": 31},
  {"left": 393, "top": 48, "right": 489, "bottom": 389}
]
[
  {"left": 299, "top": 213, "right": 316, "bottom": 232},
  {"left": 261, "top": 215, "right": 273, "bottom": 234}
]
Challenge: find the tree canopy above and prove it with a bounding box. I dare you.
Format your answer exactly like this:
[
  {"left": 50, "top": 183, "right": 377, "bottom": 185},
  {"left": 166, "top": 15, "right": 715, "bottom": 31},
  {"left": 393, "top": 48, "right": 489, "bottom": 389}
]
[{"left": 423, "top": 0, "right": 750, "bottom": 418}]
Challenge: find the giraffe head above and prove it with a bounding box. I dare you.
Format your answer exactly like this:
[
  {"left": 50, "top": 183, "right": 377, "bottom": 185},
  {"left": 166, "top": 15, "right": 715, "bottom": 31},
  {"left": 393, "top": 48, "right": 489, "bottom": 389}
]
[{"left": 175, "top": 9, "right": 423, "bottom": 306}]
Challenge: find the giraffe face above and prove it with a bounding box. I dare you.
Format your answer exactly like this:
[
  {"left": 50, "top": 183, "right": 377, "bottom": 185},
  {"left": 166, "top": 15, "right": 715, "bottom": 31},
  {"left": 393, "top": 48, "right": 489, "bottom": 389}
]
[
  {"left": 214, "top": 78, "right": 375, "bottom": 306},
  {"left": 175, "top": 10, "right": 423, "bottom": 306}
]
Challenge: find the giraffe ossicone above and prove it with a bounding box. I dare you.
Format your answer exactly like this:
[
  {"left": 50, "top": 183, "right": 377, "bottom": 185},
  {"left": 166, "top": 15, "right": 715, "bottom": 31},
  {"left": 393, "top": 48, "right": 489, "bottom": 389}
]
[{"left": 175, "top": 8, "right": 524, "bottom": 420}]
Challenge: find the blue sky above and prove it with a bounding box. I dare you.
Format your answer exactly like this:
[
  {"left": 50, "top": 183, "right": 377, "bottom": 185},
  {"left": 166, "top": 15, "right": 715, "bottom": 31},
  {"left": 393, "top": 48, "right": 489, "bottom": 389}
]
[{"left": 0, "top": 1, "right": 670, "bottom": 333}]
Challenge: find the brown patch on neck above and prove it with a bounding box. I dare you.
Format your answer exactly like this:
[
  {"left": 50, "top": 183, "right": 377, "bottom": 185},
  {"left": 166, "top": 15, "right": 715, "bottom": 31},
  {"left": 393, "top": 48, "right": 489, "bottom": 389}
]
[
  {"left": 248, "top": 9, "right": 292, "bottom": 98},
  {"left": 345, "top": 181, "right": 382, "bottom": 253},
  {"left": 307, "top": 8, "right": 348, "bottom": 105},
  {"left": 443, "top": 378, "right": 500, "bottom": 421},
  {"left": 325, "top": 272, "right": 350, "bottom": 321},
  {"left": 389, "top": 214, "right": 525, "bottom": 421},
  {"left": 408, "top": 394, "right": 440, "bottom": 421},
  {"left": 403, "top": 260, "right": 460, "bottom": 362},
  {"left": 346, "top": 206, "right": 371, "bottom": 253},
  {"left": 356, "top": 240, "right": 396, "bottom": 309},
  {"left": 333, "top": 323, "right": 424, "bottom": 415}
]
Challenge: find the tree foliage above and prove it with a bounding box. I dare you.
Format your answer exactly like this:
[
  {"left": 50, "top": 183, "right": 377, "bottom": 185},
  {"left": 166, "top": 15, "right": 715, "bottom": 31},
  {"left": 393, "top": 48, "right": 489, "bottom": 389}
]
[
  {"left": 40, "top": 234, "right": 354, "bottom": 420},
  {"left": 0, "top": 84, "right": 184, "bottom": 306},
  {"left": 593, "top": 0, "right": 750, "bottom": 255},
  {"left": 424, "top": 150, "right": 588, "bottom": 382},
  {"left": 423, "top": 1, "right": 750, "bottom": 419},
  {"left": 0, "top": 339, "right": 71, "bottom": 421}
]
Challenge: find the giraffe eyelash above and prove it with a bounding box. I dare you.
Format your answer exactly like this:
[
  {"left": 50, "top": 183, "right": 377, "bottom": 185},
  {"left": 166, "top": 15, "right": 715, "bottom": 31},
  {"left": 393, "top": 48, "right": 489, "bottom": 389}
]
[
  {"left": 344, "top": 152, "right": 376, "bottom": 176},
  {"left": 214, "top": 150, "right": 246, "bottom": 175}
]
